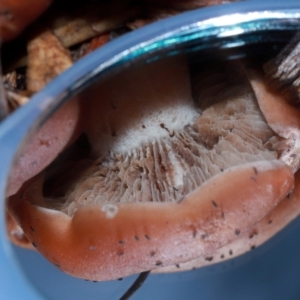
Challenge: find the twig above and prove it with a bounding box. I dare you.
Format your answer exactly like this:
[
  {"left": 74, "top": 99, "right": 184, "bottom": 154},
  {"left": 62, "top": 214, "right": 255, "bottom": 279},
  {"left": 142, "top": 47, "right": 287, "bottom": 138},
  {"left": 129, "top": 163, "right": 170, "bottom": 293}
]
[{"left": 119, "top": 271, "right": 151, "bottom": 300}]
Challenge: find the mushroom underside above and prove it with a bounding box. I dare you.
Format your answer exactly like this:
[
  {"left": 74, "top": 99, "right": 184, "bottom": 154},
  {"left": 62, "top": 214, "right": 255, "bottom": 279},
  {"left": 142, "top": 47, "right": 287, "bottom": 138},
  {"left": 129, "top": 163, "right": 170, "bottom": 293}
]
[
  {"left": 40, "top": 61, "right": 280, "bottom": 216},
  {"left": 8, "top": 58, "right": 298, "bottom": 280}
]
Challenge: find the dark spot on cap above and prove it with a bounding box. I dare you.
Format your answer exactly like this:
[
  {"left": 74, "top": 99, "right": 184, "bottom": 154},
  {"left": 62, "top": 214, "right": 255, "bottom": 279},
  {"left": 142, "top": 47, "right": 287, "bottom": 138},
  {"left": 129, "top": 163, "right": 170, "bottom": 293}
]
[
  {"left": 221, "top": 212, "right": 225, "bottom": 218},
  {"left": 119, "top": 240, "right": 125, "bottom": 244},
  {"left": 201, "top": 234, "right": 208, "bottom": 240},
  {"left": 150, "top": 251, "right": 156, "bottom": 257},
  {"left": 118, "top": 278, "right": 123, "bottom": 281},
  {"left": 235, "top": 229, "right": 240, "bottom": 235},
  {"left": 145, "top": 234, "right": 151, "bottom": 240},
  {"left": 117, "top": 250, "right": 124, "bottom": 256},
  {"left": 32, "top": 242, "right": 37, "bottom": 248},
  {"left": 160, "top": 123, "right": 165, "bottom": 129},
  {"left": 268, "top": 219, "right": 273, "bottom": 224},
  {"left": 134, "top": 235, "right": 139, "bottom": 241},
  {"left": 54, "top": 262, "right": 60, "bottom": 268},
  {"left": 251, "top": 245, "right": 256, "bottom": 250},
  {"left": 155, "top": 261, "right": 162, "bottom": 266},
  {"left": 229, "top": 250, "right": 233, "bottom": 255},
  {"left": 142, "top": 125, "right": 146, "bottom": 129},
  {"left": 220, "top": 168, "right": 224, "bottom": 172},
  {"left": 205, "top": 257, "right": 213, "bottom": 261},
  {"left": 220, "top": 254, "right": 225, "bottom": 259},
  {"left": 250, "top": 176, "right": 256, "bottom": 182},
  {"left": 212, "top": 200, "right": 218, "bottom": 208},
  {"left": 249, "top": 230, "right": 258, "bottom": 239},
  {"left": 39, "top": 139, "right": 51, "bottom": 147},
  {"left": 176, "top": 264, "right": 180, "bottom": 268},
  {"left": 30, "top": 226, "right": 35, "bottom": 232}
]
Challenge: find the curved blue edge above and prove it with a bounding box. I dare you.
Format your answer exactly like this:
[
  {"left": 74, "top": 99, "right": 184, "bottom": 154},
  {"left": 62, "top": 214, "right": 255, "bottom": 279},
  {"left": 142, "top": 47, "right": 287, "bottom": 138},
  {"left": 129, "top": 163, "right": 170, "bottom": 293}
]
[{"left": 1, "top": 1, "right": 300, "bottom": 299}]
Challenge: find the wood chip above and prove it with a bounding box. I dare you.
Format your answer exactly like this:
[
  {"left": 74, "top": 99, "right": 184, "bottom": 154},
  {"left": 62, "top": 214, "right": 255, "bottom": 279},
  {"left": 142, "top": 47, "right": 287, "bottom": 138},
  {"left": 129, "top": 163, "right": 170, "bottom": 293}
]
[
  {"left": 52, "top": 2, "right": 141, "bottom": 48},
  {"left": 145, "top": 0, "right": 236, "bottom": 10},
  {"left": 26, "top": 30, "right": 73, "bottom": 93}
]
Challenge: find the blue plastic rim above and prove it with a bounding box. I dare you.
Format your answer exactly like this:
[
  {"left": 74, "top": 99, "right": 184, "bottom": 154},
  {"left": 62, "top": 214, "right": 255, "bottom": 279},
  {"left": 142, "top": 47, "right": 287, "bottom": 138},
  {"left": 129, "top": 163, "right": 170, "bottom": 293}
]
[{"left": 1, "top": 1, "right": 300, "bottom": 299}]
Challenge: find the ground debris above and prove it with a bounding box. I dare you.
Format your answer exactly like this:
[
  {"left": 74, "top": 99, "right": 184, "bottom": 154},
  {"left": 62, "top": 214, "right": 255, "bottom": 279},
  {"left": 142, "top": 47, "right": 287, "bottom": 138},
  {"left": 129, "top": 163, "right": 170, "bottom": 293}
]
[{"left": 26, "top": 30, "right": 73, "bottom": 93}]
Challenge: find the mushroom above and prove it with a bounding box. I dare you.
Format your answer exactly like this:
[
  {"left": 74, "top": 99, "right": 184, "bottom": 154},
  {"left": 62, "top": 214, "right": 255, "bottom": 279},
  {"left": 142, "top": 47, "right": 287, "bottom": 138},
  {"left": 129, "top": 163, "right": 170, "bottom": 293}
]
[
  {"left": 161, "top": 168, "right": 300, "bottom": 272},
  {"left": 7, "top": 55, "right": 299, "bottom": 281},
  {"left": 0, "top": 0, "right": 52, "bottom": 42},
  {"left": 6, "top": 98, "right": 81, "bottom": 197},
  {"left": 5, "top": 97, "right": 81, "bottom": 246}
]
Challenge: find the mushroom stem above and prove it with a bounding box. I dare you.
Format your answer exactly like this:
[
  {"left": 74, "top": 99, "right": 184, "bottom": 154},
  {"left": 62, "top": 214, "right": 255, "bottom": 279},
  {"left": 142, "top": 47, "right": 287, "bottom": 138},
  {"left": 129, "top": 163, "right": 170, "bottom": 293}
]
[
  {"left": 85, "top": 55, "right": 197, "bottom": 156},
  {"left": 10, "top": 160, "right": 293, "bottom": 281}
]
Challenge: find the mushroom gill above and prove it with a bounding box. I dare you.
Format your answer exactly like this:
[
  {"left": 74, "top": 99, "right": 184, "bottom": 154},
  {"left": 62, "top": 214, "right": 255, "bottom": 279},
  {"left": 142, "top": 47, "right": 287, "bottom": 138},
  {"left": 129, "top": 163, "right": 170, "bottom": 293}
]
[{"left": 40, "top": 57, "right": 281, "bottom": 216}]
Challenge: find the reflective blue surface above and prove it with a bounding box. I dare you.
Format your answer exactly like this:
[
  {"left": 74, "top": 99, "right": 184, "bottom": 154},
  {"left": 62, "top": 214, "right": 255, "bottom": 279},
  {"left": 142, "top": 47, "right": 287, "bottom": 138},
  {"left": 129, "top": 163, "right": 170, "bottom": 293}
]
[{"left": 1, "top": 0, "right": 300, "bottom": 299}]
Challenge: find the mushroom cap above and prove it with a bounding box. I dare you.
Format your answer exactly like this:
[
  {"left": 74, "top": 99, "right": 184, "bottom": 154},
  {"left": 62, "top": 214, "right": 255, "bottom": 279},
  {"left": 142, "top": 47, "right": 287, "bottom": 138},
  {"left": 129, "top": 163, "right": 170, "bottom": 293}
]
[
  {"left": 0, "top": 0, "right": 52, "bottom": 42},
  {"left": 7, "top": 98, "right": 81, "bottom": 197},
  {"left": 9, "top": 160, "right": 294, "bottom": 280},
  {"left": 244, "top": 63, "right": 300, "bottom": 173},
  {"left": 156, "top": 169, "right": 300, "bottom": 272}
]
